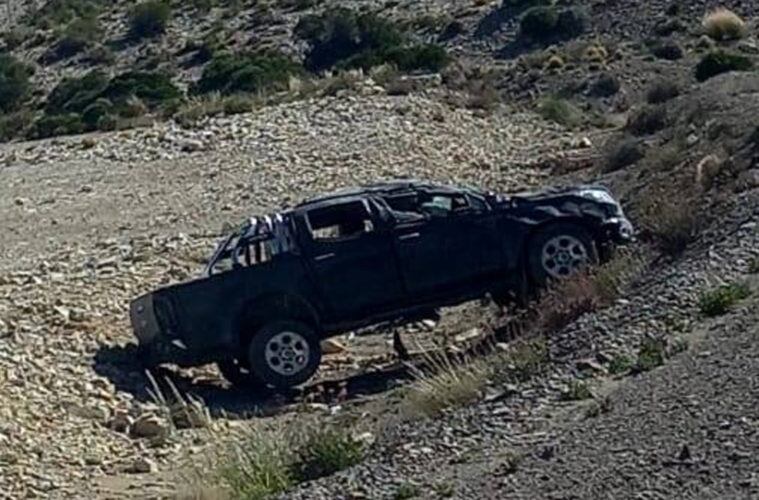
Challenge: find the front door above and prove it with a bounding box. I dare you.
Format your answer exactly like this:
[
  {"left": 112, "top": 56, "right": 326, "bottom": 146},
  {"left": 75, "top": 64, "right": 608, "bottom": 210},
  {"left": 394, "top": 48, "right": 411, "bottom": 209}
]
[
  {"left": 394, "top": 193, "right": 502, "bottom": 300},
  {"left": 304, "top": 200, "right": 404, "bottom": 321}
]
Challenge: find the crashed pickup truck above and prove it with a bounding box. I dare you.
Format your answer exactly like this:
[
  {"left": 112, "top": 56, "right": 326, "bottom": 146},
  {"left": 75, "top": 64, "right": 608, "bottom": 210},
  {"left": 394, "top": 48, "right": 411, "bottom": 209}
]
[{"left": 130, "top": 180, "right": 633, "bottom": 389}]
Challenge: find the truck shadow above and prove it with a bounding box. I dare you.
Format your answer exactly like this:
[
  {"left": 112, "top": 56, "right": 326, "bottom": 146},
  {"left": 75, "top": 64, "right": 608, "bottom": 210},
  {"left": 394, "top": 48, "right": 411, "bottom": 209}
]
[{"left": 93, "top": 343, "right": 413, "bottom": 418}]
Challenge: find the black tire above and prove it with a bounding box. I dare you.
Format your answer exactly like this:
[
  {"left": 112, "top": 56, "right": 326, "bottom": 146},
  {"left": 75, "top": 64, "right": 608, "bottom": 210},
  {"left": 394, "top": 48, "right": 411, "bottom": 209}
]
[
  {"left": 247, "top": 320, "right": 322, "bottom": 389},
  {"left": 527, "top": 222, "right": 598, "bottom": 287},
  {"left": 216, "top": 358, "right": 264, "bottom": 389}
]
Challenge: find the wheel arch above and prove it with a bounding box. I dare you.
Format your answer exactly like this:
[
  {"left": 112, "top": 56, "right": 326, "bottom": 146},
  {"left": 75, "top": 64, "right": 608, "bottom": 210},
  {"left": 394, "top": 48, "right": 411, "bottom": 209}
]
[{"left": 235, "top": 292, "right": 321, "bottom": 349}]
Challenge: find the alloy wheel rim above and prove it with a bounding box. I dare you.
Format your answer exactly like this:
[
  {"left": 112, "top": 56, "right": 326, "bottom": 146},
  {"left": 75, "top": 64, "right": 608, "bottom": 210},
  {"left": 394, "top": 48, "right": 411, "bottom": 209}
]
[
  {"left": 541, "top": 235, "right": 589, "bottom": 279},
  {"left": 264, "top": 331, "right": 310, "bottom": 376}
]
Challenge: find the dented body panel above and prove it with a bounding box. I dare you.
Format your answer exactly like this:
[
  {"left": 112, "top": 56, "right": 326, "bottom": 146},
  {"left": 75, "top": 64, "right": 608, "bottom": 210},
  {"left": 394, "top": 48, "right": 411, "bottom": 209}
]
[{"left": 130, "top": 181, "right": 633, "bottom": 367}]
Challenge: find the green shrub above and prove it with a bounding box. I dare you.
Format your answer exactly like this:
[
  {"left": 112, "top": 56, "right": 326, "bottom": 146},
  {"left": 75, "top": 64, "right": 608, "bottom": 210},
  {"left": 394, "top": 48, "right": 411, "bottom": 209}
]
[
  {"left": 294, "top": 428, "right": 365, "bottom": 481},
  {"left": 129, "top": 1, "right": 171, "bottom": 39},
  {"left": 82, "top": 98, "right": 113, "bottom": 128},
  {"left": 29, "top": 113, "right": 85, "bottom": 139},
  {"left": 46, "top": 71, "right": 109, "bottom": 114},
  {"left": 537, "top": 97, "right": 583, "bottom": 128},
  {"left": 385, "top": 44, "right": 450, "bottom": 72},
  {"left": 695, "top": 50, "right": 753, "bottom": 82},
  {"left": 698, "top": 282, "right": 750, "bottom": 317},
  {"left": 219, "top": 428, "right": 294, "bottom": 500},
  {"left": 28, "top": 0, "right": 100, "bottom": 29},
  {"left": 608, "top": 354, "right": 633, "bottom": 375},
  {"left": 646, "top": 80, "right": 680, "bottom": 104},
  {"left": 103, "top": 71, "right": 181, "bottom": 107},
  {"left": 626, "top": 105, "right": 667, "bottom": 136},
  {"left": 50, "top": 16, "right": 101, "bottom": 60},
  {"left": 0, "top": 110, "right": 33, "bottom": 141},
  {"left": 296, "top": 8, "right": 402, "bottom": 71},
  {"left": 635, "top": 338, "right": 666, "bottom": 372},
  {"left": 2, "top": 28, "right": 32, "bottom": 50},
  {"left": 520, "top": 6, "right": 558, "bottom": 39},
  {"left": 193, "top": 52, "right": 302, "bottom": 95},
  {"left": 520, "top": 6, "right": 588, "bottom": 42},
  {"left": 394, "top": 483, "right": 421, "bottom": 500},
  {"left": 295, "top": 8, "right": 449, "bottom": 73},
  {"left": 561, "top": 381, "right": 592, "bottom": 401},
  {"left": 0, "top": 55, "right": 33, "bottom": 113}
]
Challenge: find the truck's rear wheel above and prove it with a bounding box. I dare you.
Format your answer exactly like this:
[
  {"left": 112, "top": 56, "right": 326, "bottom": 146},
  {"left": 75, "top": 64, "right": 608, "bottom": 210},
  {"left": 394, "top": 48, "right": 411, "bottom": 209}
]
[{"left": 247, "top": 320, "right": 321, "bottom": 389}]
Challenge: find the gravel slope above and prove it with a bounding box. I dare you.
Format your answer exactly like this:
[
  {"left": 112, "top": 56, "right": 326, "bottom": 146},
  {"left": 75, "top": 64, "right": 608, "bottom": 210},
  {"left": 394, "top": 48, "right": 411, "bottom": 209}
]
[
  {"left": 282, "top": 191, "right": 759, "bottom": 499},
  {"left": 0, "top": 93, "right": 577, "bottom": 498}
]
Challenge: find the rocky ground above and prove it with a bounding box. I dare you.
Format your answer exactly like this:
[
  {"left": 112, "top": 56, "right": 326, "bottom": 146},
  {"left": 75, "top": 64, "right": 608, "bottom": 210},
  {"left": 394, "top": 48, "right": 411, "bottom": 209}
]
[
  {"left": 0, "top": 92, "right": 582, "bottom": 498},
  {"left": 2, "top": 1, "right": 759, "bottom": 499},
  {"left": 283, "top": 192, "right": 759, "bottom": 499}
]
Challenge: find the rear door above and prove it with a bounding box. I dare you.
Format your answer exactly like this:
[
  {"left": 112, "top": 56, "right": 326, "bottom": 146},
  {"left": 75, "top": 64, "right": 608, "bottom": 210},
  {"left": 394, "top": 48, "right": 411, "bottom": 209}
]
[{"left": 302, "top": 199, "right": 404, "bottom": 322}]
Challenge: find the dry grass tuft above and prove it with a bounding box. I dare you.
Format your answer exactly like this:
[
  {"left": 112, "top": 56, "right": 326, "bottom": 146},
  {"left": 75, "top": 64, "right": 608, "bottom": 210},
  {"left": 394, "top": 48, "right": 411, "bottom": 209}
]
[
  {"left": 405, "top": 351, "right": 491, "bottom": 417},
  {"left": 703, "top": 8, "right": 747, "bottom": 41}
]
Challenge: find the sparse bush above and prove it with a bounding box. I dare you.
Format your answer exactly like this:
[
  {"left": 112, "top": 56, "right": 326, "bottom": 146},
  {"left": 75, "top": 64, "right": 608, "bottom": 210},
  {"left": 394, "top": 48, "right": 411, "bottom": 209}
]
[
  {"left": 498, "top": 338, "right": 549, "bottom": 383},
  {"left": 635, "top": 338, "right": 666, "bottom": 372},
  {"left": 649, "top": 38, "right": 683, "bottom": 60},
  {"left": 193, "top": 52, "right": 302, "bottom": 95},
  {"left": 586, "top": 72, "right": 620, "bottom": 97},
  {"left": 639, "top": 194, "right": 700, "bottom": 256},
  {"left": 129, "top": 1, "right": 171, "bottom": 39},
  {"left": 519, "top": 6, "right": 588, "bottom": 42},
  {"left": 295, "top": 8, "right": 449, "bottom": 73},
  {"left": 698, "top": 282, "right": 750, "bottom": 317},
  {"left": 561, "top": 380, "right": 592, "bottom": 401},
  {"left": 702, "top": 8, "right": 747, "bottom": 41},
  {"left": 695, "top": 50, "right": 753, "bottom": 82},
  {"left": 604, "top": 136, "right": 645, "bottom": 172},
  {"left": 294, "top": 428, "right": 365, "bottom": 481},
  {"left": 626, "top": 105, "right": 667, "bottom": 136},
  {"left": 0, "top": 55, "right": 33, "bottom": 112},
  {"left": 646, "top": 80, "right": 680, "bottom": 104},
  {"left": 536, "top": 97, "right": 583, "bottom": 128}
]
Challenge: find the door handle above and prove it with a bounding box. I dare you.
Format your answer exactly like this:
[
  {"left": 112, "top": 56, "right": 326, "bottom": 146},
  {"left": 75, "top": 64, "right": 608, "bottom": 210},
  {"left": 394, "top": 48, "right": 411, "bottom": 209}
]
[
  {"left": 398, "top": 232, "right": 420, "bottom": 241},
  {"left": 314, "top": 253, "right": 336, "bottom": 262}
]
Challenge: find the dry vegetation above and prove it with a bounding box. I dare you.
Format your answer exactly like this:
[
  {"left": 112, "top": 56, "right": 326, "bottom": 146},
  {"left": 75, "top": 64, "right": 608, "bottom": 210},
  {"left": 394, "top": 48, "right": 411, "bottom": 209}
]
[{"left": 702, "top": 8, "right": 747, "bottom": 41}]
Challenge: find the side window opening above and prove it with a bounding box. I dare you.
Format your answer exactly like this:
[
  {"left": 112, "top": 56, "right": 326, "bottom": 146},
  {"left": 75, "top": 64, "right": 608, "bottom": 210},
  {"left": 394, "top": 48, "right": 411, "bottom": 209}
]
[
  {"left": 419, "top": 193, "right": 470, "bottom": 217},
  {"left": 307, "top": 201, "right": 375, "bottom": 242}
]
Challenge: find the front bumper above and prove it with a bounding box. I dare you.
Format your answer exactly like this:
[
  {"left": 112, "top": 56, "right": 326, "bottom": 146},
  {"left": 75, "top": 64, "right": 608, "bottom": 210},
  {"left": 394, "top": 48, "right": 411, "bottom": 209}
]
[{"left": 603, "top": 216, "right": 636, "bottom": 244}]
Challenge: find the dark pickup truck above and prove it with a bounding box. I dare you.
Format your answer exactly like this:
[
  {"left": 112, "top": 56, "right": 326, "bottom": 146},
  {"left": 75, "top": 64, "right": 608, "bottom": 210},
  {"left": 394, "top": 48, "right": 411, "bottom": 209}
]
[{"left": 130, "top": 180, "right": 633, "bottom": 389}]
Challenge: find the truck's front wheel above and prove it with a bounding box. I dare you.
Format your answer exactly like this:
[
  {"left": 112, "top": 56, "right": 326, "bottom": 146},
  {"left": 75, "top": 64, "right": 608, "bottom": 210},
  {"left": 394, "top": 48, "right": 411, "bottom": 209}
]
[{"left": 248, "top": 320, "right": 322, "bottom": 389}]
